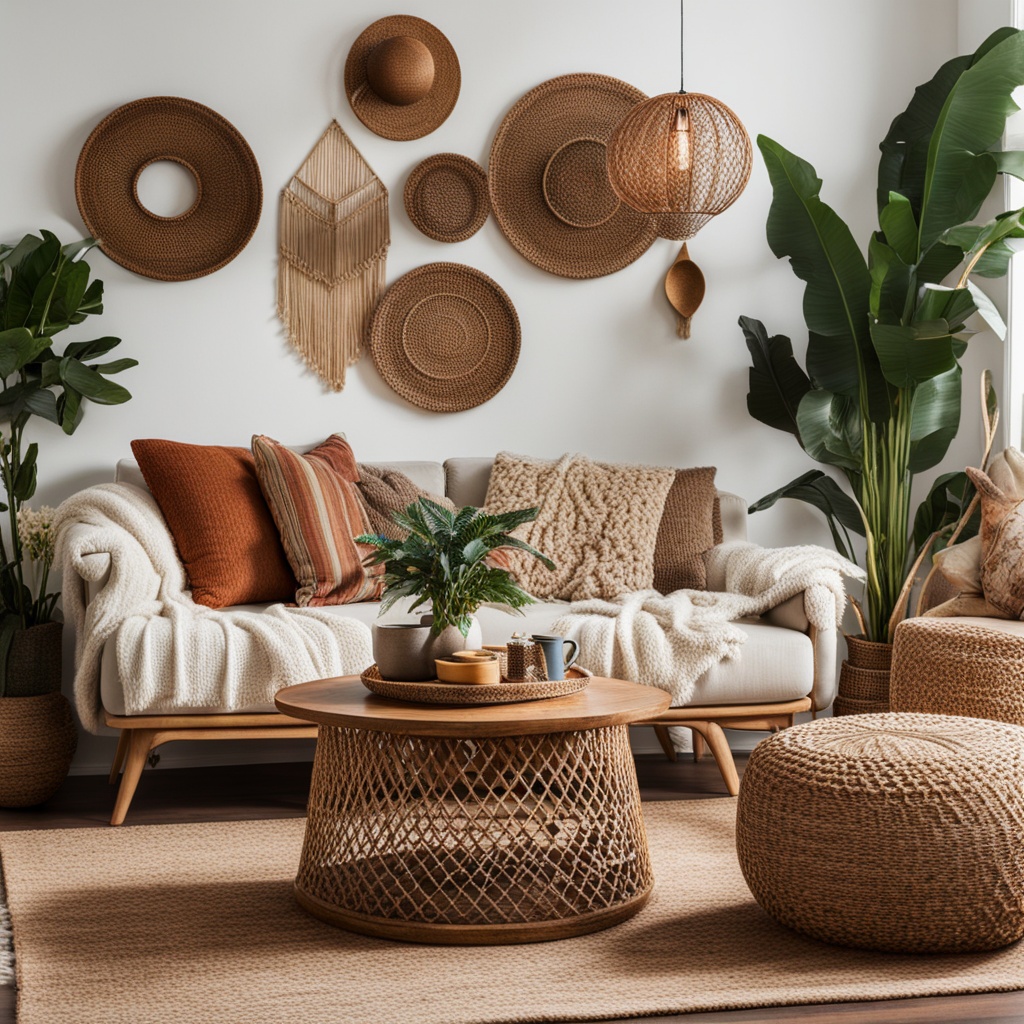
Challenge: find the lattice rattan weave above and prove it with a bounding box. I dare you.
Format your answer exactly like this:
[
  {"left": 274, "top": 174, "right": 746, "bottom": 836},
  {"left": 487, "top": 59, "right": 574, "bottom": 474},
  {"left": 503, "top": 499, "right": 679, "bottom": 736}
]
[{"left": 295, "top": 721, "right": 653, "bottom": 943}]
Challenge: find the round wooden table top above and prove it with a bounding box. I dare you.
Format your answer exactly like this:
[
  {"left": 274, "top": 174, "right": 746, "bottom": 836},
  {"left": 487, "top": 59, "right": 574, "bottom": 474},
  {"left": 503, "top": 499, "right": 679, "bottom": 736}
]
[{"left": 275, "top": 676, "right": 670, "bottom": 738}]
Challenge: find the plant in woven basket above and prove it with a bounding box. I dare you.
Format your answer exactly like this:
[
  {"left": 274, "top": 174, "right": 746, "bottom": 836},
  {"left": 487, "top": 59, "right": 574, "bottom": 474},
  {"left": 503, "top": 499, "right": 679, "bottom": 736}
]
[
  {"left": 357, "top": 498, "right": 555, "bottom": 637},
  {"left": 0, "top": 230, "right": 136, "bottom": 694},
  {"left": 741, "top": 27, "right": 1024, "bottom": 644}
]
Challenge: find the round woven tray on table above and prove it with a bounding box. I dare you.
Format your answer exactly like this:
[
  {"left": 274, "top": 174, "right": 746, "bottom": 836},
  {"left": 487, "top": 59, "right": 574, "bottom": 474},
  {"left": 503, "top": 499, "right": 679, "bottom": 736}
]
[
  {"left": 75, "top": 96, "right": 262, "bottom": 281},
  {"left": 368, "top": 262, "right": 520, "bottom": 412},
  {"left": 361, "top": 664, "right": 590, "bottom": 705},
  {"left": 404, "top": 154, "right": 489, "bottom": 242},
  {"left": 488, "top": 73, "right": 659, "bottom": 279}
]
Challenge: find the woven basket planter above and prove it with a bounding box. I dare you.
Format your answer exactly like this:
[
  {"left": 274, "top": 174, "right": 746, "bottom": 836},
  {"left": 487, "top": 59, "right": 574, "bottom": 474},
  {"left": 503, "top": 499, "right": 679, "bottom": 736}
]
[
  {"left": 835, "top": 635, "right": 892, "bottom": 716},
  {"left": 5, "top": 621, "right": 63, "bottom": 697},
  {"left": 0, "top": 691, "right": 77, "bottom": 807}
]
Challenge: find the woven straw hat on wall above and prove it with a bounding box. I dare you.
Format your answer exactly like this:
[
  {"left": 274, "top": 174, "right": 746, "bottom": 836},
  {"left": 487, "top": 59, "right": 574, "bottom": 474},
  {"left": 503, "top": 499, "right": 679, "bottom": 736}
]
[{"left": 344, "top": 16, "right": 461, "bottom": 141}]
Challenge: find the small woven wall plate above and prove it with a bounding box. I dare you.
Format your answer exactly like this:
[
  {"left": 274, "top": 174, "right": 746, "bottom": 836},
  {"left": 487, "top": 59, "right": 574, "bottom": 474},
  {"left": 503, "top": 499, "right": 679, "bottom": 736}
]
[
  {"left": 345, "top": 15, "right": 461, "bottom": 142},
  {"left": 361, "top": 664, "right": 591, "bottom": 706},
  {"left": 75, "top": 96, "right": 262, "bottom": 281},
  {"left": 488, "top": 73, "right": 658, "bottom": 279},
  {"left": 404, "top": 154, "right": 489, "bottom": 242},
  {"left": 368, "top": 262, "right": 520, "bottom": 412}
]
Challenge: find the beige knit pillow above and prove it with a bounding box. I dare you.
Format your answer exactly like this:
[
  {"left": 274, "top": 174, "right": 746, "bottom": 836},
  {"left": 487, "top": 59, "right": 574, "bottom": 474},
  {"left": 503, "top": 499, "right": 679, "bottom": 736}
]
[{"left": 965, "top": 464, "right": 1024, "bottom": 619}]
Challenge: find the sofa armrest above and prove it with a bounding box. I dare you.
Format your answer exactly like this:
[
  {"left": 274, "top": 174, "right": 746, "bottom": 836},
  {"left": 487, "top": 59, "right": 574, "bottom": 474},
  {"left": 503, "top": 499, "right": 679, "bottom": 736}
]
[{"left": 761, "top": 593, "right": 837, "bottom": 713}]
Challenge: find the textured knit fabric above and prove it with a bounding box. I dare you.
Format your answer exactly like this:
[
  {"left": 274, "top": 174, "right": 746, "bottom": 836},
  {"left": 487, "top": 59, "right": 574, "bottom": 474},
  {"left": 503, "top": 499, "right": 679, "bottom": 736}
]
[
  {"left": 965, "top": 463, "right": 1024, "bottom": 619},
  {"left": 54, "top": 483, "right": 373, "bottom": 733},
  {"left": 652, "top": 466, "right": 720, "bottom": 592},
  {"left": 252, "top": 434, "right": 383, "bottom": 607},
  {"left": 355, "top": 464, "right": 455, "bottom": 541},
  {"left": 482, "top": 452, "right": 677, "bottom": 601},
  {"left": 552, "top": 541, "right": 863, "bottom": 708},
  {"left": 130, "top": 439, "right": 295, "bottom": 608}
]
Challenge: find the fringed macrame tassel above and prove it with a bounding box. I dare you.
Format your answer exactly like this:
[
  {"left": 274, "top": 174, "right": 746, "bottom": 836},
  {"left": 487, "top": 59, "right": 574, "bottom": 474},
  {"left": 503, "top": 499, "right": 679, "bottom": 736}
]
[{"left": 277, "top": 121, "right": 390, "bottom": 391}]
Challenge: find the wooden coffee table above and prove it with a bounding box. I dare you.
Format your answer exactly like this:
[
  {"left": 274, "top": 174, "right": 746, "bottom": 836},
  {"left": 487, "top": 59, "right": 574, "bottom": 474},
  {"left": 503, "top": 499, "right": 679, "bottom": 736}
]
[{"left": 275, "top": 676, "right": 670, "bottom": 945}]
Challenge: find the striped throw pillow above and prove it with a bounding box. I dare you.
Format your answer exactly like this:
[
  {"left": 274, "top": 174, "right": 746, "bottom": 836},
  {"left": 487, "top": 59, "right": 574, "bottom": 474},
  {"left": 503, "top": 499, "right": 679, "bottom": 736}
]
[{"left": 251, "top": 434, "right": 384, "bottom": 606}]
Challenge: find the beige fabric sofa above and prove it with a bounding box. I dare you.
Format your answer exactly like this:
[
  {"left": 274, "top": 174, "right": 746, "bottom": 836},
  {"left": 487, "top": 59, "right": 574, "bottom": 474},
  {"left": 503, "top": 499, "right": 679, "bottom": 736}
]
[{"left": 78, "top": 456, "right": 836, "bottom": 823}]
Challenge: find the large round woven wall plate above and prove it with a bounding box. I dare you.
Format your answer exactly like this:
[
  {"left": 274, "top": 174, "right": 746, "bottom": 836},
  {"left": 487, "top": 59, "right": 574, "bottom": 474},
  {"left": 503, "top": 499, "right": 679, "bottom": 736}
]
[
  {"left": 75, "top": 96, "right": 262, "bottom": 282},
  {"left": 369, "top": 263, "right": 520, "bottom": 413},
  {"left": 404, "top": 154, "right": 490, "bottom": 243},
  {"left": 345, "top": 15, "right": 461, "bottom": 142},
  {"left": 488, "top": 74, "right": 659, "bottom": 279}
]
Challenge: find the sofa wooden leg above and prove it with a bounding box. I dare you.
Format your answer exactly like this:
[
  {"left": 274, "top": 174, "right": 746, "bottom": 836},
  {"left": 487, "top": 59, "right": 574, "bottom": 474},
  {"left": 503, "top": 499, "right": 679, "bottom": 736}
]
[
  {"left": 108, "top": 730, "right": 129, "bottom": 784},
  {"left": 652, "top": 725, "right": 678, "bottom": 763},
  {"left": 110, "top": 730, "right": 156, "bottom": 826},
  {"left": 692, "top": 730, "right": 706, "bottom": 763},
  {"left": 689, "top": 721, "right": 740, "bottom": 797}
]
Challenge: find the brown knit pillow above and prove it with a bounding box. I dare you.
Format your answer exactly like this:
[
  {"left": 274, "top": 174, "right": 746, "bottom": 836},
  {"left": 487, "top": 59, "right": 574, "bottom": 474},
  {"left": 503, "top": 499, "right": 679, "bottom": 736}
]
[
  {"left": 252, "top": 434, "right": 384, "bottom": 607},
  {"left": 653, "top": 467, "right": 721, "bottom": 592},
  {"left": 130, "top": 439, "right": 296, "bottom": 608},
  {"left": 356, "top": 464, "right": 455, "bottom": 541}
]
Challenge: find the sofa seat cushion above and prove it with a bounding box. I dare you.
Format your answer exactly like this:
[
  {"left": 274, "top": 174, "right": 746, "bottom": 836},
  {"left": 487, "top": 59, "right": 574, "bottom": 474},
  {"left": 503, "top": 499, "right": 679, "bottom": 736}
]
[{"left": 100, "top": 602, "right": 812, "bottom": 716}]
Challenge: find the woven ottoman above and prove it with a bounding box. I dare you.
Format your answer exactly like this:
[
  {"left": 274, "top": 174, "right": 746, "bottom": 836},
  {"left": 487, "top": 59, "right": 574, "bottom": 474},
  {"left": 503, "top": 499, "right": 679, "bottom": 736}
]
[
  {"left": 736, "top": 713, "right": 1024, "bottom": 952},
  {"left": 891, "top": 617, "right": 1024, "bottom": 723}
]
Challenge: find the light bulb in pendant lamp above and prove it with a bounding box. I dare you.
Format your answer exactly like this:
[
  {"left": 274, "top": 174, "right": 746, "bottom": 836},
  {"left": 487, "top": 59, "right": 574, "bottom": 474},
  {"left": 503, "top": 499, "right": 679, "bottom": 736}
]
[{"left": 607, "top": 91, "right": 753, "bottom": 241}]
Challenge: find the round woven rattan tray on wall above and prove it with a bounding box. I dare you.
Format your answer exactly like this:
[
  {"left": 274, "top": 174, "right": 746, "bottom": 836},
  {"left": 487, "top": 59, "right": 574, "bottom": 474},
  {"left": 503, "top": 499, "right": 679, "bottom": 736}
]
[
  {"left": 361, "top": 664, "right": 591, "bottom": 706},
  {"left": 404, "top": 154, "right": 490, "bottom": 243},
  {"left": 368, "top": 262, "right": 520, "bottom": 412},
  {"left": 488, "top": 73, "right": 659, "bottom": 279},
  {"left": 75, "top": 96, "right": 262, "bottom": 281}
]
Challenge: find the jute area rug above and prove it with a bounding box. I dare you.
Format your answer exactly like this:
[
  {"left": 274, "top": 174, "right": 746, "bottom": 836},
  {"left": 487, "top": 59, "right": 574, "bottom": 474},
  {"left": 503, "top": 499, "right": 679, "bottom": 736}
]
[{"left": 2, "top": 800, "right": 1023, "bottom": 1024}]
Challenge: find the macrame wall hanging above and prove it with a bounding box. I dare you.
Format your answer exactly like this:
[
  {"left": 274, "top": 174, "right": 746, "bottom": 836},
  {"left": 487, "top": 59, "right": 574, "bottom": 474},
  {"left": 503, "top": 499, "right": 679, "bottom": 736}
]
[{"left": 278, "top": 120, "right": 390, "bottom": 391}]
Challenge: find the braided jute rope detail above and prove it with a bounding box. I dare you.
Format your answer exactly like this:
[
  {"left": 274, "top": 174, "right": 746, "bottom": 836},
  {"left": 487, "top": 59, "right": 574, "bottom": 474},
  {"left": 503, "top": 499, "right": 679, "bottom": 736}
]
[
  {"left": 891, "top": 617, "right": 1024, "bottom": 724},
  {"left": 736, "top": 712, "right": 1024, "bottom": 952}
]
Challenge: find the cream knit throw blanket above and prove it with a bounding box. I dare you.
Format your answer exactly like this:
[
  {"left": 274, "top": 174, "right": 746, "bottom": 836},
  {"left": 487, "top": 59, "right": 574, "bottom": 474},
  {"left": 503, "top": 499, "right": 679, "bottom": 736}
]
[
  {"left": 553, "top": 541, "right": 864, "bottom": 707},
  {"left": 55, "top": 484, "right": 373, "bottom": 734}
]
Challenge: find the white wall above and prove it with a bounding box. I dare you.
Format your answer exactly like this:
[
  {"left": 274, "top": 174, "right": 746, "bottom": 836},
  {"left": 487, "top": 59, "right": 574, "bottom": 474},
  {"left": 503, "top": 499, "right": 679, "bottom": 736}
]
[{"left": 1, "top": 0, "right": 966, "bottom": 773}]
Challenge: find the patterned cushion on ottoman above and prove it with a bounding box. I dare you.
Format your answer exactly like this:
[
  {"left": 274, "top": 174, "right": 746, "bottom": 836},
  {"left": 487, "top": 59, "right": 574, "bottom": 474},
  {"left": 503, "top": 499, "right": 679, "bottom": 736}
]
[{"left": 736, "top": 713, "right": 1024, "bottom": 953}]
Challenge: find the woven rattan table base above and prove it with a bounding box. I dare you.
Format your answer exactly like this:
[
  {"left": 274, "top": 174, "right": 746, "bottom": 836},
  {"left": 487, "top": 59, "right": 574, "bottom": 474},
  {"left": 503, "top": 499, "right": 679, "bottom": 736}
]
[{"left": 295, "top": 723, "right": 653, "bottom": 944}]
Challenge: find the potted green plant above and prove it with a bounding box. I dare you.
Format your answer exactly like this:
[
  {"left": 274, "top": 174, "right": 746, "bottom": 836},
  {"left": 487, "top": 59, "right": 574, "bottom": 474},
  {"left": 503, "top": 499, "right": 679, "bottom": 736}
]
[
  {"left": 0, "top": 230, "right": 136, "bottom": 806},
  {"left": 358, "top": 498, "right": 554, "bottom": 681},
  {"left": 741, "top": 27, "right": 1024, "bottom": 694}
]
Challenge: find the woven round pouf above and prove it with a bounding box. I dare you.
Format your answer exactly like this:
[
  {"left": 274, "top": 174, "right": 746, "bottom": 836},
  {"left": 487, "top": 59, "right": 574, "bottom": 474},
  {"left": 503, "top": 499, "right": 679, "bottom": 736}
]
[
  {"left": 736, "top": 713, "right": 1024, "bottom": 952},
  {"left": 891, "top": 617, "right": 1024, "bottom": 723}
]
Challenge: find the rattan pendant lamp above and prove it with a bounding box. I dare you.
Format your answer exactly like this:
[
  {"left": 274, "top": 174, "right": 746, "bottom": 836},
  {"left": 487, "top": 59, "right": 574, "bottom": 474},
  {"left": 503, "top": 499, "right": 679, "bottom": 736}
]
[{"left": 606, "top": 1, "right": 752, "bottom": 336}]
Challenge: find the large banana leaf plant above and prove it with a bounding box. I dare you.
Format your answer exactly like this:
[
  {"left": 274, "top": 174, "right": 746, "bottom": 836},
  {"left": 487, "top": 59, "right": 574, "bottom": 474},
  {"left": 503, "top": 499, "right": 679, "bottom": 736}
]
[
  {"left": 743, "top": 27, "right": 1024, "bottom": 643},
  {"left": 0, "top": 230, "right": 136, "bottom": 690}
]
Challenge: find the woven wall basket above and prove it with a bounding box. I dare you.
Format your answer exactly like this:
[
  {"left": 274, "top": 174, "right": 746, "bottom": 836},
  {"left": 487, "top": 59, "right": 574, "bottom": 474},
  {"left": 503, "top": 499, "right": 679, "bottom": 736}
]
[
  {"left": 368, "top": 262, "right": 520, "bottom": 412},
  {"left": 405, "top": 154, "right": 490, "bottom": 243},
  {"left": 75, "top": 96, "right": 262, "bottom": 281},
  {"left": 345, "top": 15, "right": 461, "bottom": 141},
  {"left": 488, "top": 74, "right": 659, "bottom": 279}
]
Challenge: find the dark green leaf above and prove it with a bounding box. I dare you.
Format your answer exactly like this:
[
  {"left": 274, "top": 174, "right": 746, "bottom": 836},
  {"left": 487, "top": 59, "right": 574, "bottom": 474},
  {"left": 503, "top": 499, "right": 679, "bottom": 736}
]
[
  {"left": 61, "top": 336, "right": 121, "bottom": 361},
  {"left": 879, "top": 192, "right": 919, "bottom": 263},
  {"left": 0, "top": 328, "right": 37, "bottom": 378},
  {"left": 89, "top": 358, "right": 138, "bottom": 375},
  {"left": 22, "top": 388, "right": 59, "bottom": 425},
  {"left": 749, "top": 469, "right": 864, "bottom": 562},
  {"left": 740, "top": 315, "right": 811, "bottom": 438},
  {"left": 914, "top": 285, "right": 975, "bottom": 332},
  {"left": 870, "top": 320, "right": 955, "bottom": 387},
  {"left": 912, "top": 469, "right": 976, "bottom": 551},
  {"left": 916, "top": 240, "right": 965, "bottom": 284},
  {"left": 59, "top": 358, "right": 132, "bottom": 405},
  {"left": 12, "top": 442, "right": 37, "bottom": 502},
  {"left": 795, "top": 389, "right": 861, "bottom": 470},
  {"left": 917, "top": 29, "right": 1024, "bottom": 249},
  {"left": 56, "top": 385, "right": 84, "bottom": 434},
  {"left": 909, "top": 365, "right": 962, "bottom": 473},
  {"left": 868, "top": 234, "right": 912, "bottom": 325}
]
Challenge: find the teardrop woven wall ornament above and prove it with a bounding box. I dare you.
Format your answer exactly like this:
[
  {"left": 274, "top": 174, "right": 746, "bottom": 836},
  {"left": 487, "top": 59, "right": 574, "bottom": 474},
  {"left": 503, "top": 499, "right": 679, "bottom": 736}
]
[{"left": 278, "top": 121, "right": 390, "bottom": 391}]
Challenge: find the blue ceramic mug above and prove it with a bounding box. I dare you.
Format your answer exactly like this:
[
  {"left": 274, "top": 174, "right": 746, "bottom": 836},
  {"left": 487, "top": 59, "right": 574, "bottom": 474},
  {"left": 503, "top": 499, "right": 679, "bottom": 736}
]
[{"left": 530, "top": 634, "right": 580, "bottom": 681}]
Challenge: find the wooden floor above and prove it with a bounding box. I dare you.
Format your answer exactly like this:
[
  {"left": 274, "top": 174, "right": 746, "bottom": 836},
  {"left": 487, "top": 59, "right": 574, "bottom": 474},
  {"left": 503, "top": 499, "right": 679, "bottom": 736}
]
[{"left": 2, "top": 753, "right": 1023, "bottom": 1024}]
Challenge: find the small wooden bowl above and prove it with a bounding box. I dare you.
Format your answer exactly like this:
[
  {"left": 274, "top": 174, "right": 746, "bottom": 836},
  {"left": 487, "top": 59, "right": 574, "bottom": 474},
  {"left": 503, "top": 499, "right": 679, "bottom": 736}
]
[{"left": 435, "top": 653, "right": 501, "bottom": 685}]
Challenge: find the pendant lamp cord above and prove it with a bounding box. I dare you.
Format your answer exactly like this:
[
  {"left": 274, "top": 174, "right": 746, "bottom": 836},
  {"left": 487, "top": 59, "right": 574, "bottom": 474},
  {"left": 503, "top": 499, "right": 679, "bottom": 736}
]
[{"left": 679, "top": 0, "right": 686, "bottom": 94}]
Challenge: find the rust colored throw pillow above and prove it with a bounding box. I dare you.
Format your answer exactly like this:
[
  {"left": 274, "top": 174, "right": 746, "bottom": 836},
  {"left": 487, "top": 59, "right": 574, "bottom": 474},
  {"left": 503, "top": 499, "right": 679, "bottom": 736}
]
[
  {"left": 653, "top": 467, "right": 721, "bottom": 593},
  {"left": 252, "top": 434, "right": 384, "bottom": 607},
  {"left": 130, "top": 439, "right": 297, "bottom": 608}
]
